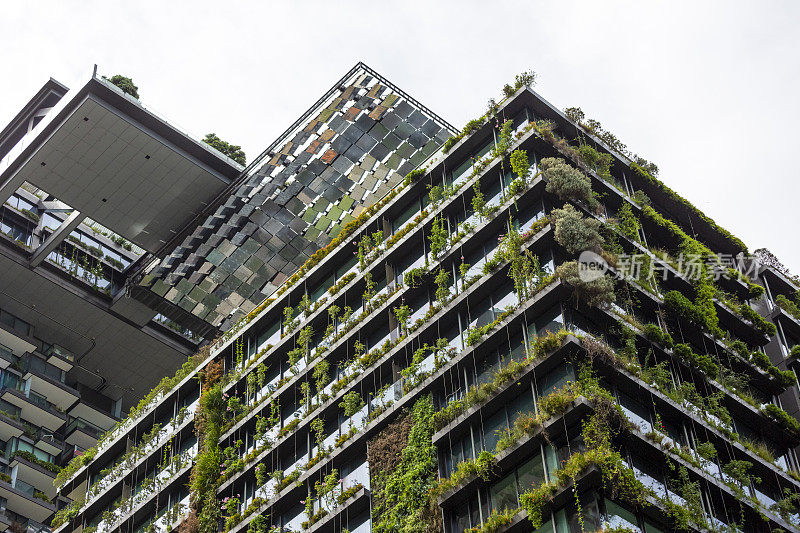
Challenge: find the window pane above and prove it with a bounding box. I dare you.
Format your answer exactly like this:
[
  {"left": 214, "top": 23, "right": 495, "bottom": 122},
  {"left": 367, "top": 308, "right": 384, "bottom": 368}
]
[
  {"left": 517, "top": 454, "right": 545, "bottom": 492},
  {"left": 482, "top": 408, "right": 507, "bottom": 452},
  {"left": 605, "top": 499, "right": 639, "bottom": 531},
  {"left": 490, "top": 472, "right": 518, "bottom": 512},
  {"left": 537, "top": 362, "right": 574, "bottom": 397}
]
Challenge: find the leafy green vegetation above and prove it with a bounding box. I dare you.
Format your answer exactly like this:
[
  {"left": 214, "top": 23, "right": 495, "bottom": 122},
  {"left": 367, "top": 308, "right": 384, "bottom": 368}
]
[
  {"left": 203, "top": 133, "right": 246, "bottom": 165},
  {"left": 372, "top": 395, "right": 438, "bottom": 533},
  {"left": 103, "top": 74, "right": 139, "bottom": 98}
]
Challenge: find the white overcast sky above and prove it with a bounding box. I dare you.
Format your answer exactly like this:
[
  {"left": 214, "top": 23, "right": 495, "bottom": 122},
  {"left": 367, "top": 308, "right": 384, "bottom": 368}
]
[{"left": 2, "top": 1, "right": 798, "bottom": 273}]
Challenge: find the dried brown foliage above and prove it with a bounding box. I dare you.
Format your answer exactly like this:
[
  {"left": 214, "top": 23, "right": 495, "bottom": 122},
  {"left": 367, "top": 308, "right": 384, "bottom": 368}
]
[
  {"left": 201, "top": 359, "right": 223, "bottom": 388},
  {"left": 177, "top": 509, "right": 199, "bottom": 533},
  {"left": 367, "top": 410, "right": 412, "bottom": 480}
]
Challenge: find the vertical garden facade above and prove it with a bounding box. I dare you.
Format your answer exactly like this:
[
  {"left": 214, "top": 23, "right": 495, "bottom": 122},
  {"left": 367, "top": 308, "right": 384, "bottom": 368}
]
[{"left": 51, "top": 79, "right": 800, "bottom": 533}]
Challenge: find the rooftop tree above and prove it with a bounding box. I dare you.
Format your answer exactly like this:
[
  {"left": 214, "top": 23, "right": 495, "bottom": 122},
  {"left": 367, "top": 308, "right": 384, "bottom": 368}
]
[
  {"left": 103, "top": 75, "right": 139, "bottom": 99},
  {"left": 203, "top": 133, "right": 246, "bottom": 165}
]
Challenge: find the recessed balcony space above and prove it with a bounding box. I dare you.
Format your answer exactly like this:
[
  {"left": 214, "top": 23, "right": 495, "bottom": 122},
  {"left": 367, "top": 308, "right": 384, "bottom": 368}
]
[
  {"left": 0, "top": 409, "right": 24, "bottom": 442},
  {"left": 0, "top": 477, "right": 55, "bottom": 523},
  {"left": 42, "top": 344, "right": 74, "bottom": 373},
  {"left": 64, "top": 417, "right": 103, "bottom": 450},
  {"left": 0, "top": 312, "right": 36, "bottom": 361},
  {"left": 66, "top": 393, "right": 119, "bottom": 432},
  {"left": 10, "top": 454, "right": 58, "bottom": 499},
  {"left": 20, "top": 357, "right": 78, "bottom": 412},
  {"left": 34, "top": 433, "right": 63, "bottom": 457},
  {"left": 0, "top": 388, "right": 66, "bottom": 432}
]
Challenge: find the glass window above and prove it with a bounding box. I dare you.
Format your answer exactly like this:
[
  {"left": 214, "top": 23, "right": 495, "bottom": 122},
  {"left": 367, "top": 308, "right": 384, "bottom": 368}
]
[
  {"left": 451, "top": 501, "right": 470, "bottom": 533},
  {"left": 508, "top": 389, "right": 534, "bottom": 428},
  {"left": 517, "top": 453, "right": 545, "bottom": 493},
  {"left": 470, "top": 296, "right": 494, "bottom": 329},
  {"left": 450, "top": 158, "right": 473, "bottom": 184},
  {"left": 309, "top": 274, "right": 333, "bottom": 302},
  {"left": 545, "top": 445, "right": 559, "bottom": 480},
  {"left": 531, "top": 304, "right": 564, "bottom": 338},
  {"left": 604, "top": 499, "right": 639, "bottom": 531},
  {"left": 643, "top": 522, "right": 665, "bottom": 533},
  {"left": 391, "top": 198, "right": 420, "bottom": 234},
  {"left": 476, "top": 351, "right": 500, "bottom": 384},
  {"left": 475, "top": 141, "right": 493, "bottom": 160},
  {"left": 490, "top": 472, "right": 518, "bottom": 511},
  {"left": 482, "top": 408, "right": 507, "bottom": 452},
  {"left": 537, "top": 362, "right": 574, "bottom": 398}
]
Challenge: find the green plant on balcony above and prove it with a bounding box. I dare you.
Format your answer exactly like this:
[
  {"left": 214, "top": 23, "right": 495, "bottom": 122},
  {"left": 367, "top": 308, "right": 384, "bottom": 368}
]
[
  {"left": 520, "top": 396, "right": 644, "bottom": 529},
  {"left": 434, "top": 268, "right": 450, "bottom": 305},
  {"left": 443, "top": 116, "right": 486, "bottom": 153},
  {"left": 11, "top": 450, "right": 61, "bottom": 474},
  {"left": 492, "top": 119, "right": 514, "bottom": 159},
  {"left": 541, "top": 157, "right": 597, "bottom": 210},
  {"left": 471, "top": 181, "right": 488, "bottom": 221},
  {"left": 663, "top": 290, "right": 721, "bottom": 339},
  {"left": 428, "top": 214, "right": 448, "bottom": 259},
  {"left": 616, "top": 203, "right": 640, "bottom": 242},
  {"left": 556, "top": 260, "right": 616, "bottom": 308},
  {"left": 283, "top": 306, "right": 298, "bottom": 336},
  {"left": 748, "top": 350, "right": 796, "bottom": 388},
  {"left": 722, "top": 460, "right": 760, "bottom": 498},
  {"left": 224, "top": 495, "right": 242, "bottom": 530},
  {"left": 336, "top": 482, "right": 364, "bottom": 505},
  {"left": 672, "top": 343, "right": 719, "bottom": 380},
  {"left": 388, "top": 303, "right": 409, "bottom": 337},
  {"left": 642, "top": 323, "right": 673, "bottom": 348},
  {"left": 509, "top": 148, "right": 530, "bottom": 180},
  {"left": 551, "top": 204, "right": 604, "bottom": 256},
  {"left": 576, "top": 143, "right": 614, "bottom": 180},
  {"left": 631, "top": 163, "right": 747, "bottom": 254},
  {"left": 737, "top": 303, "right": 777, "bottom": 337},
  {"left": 20, "top": 209, "right": 39, "bottom": 222},
  {"left": 763, "top": 403, "right": 800, "bottom": 439},
  {"left": 775, "top": 294, "right": 800, "bottom": 320}
]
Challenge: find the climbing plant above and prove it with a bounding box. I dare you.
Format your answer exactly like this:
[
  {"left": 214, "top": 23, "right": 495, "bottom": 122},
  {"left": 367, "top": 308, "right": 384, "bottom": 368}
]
[{"left": 372, "top": 395, "right": 438, "bottom": 533}]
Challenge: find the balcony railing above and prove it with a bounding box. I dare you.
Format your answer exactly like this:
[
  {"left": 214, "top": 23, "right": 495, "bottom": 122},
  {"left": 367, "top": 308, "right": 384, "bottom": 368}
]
[
  {"left": 65, "top": 417, "right": 103, "bottom": 439},
  {"left": 43, "top": 344, "right": 75, "bottom": 363}
]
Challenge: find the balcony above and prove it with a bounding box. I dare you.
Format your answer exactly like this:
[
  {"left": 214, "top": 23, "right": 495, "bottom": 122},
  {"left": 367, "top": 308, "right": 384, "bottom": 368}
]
[
  {"left": 0, "top": 388, "right": 66, "bottom": 432},
  {"left": 0, "top": 346, "right": 14, "bottom": 370},
  {"left": 20, "top": 357, "right": 78, "bottom": 411},
  {"left": 0, "top": 316, "right": 35, "bottom": 360},
  {"left": 10, "top": 453, "right": 58, "bottom": 499},
  {"left": 0, "top": 477, "right": 55, "bottom": 524},
  {"left": 64, "top": 417, "right": 103, "bottom": 450},
  {"left": 42, "top": 344, "right": 74, "bottom": 372},
  {"left": 0, "top": 408, "right": 24, "bottom": 442},
  {"left": 67, "top": 384, "right": 119, "bottom": 431}
]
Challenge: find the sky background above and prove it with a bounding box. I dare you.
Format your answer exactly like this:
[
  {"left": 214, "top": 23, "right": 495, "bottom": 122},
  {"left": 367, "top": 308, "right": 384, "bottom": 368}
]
[{"left": 1, "top": 1, "right": 798, "bottom": 273}]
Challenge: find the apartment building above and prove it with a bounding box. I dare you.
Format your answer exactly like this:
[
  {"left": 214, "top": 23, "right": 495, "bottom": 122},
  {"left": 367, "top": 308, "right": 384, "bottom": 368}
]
[{"left": 45, "top": 72, "right": 800, "bottom": 533}]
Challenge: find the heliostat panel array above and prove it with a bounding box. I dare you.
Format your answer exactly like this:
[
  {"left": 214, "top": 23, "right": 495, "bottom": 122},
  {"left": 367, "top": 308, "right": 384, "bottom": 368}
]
[{"left": 137, "top": 65, "right": 453, "bottom": 330}]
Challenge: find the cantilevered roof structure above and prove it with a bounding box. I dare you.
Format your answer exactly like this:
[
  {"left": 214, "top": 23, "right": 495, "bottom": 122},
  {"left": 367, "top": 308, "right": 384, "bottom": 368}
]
[
  {"left": 0, "top": 67, "right": 243, "bottom": 408},
  {"left": 0, "top": 66, "right": 242, "bottom": 253}
]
